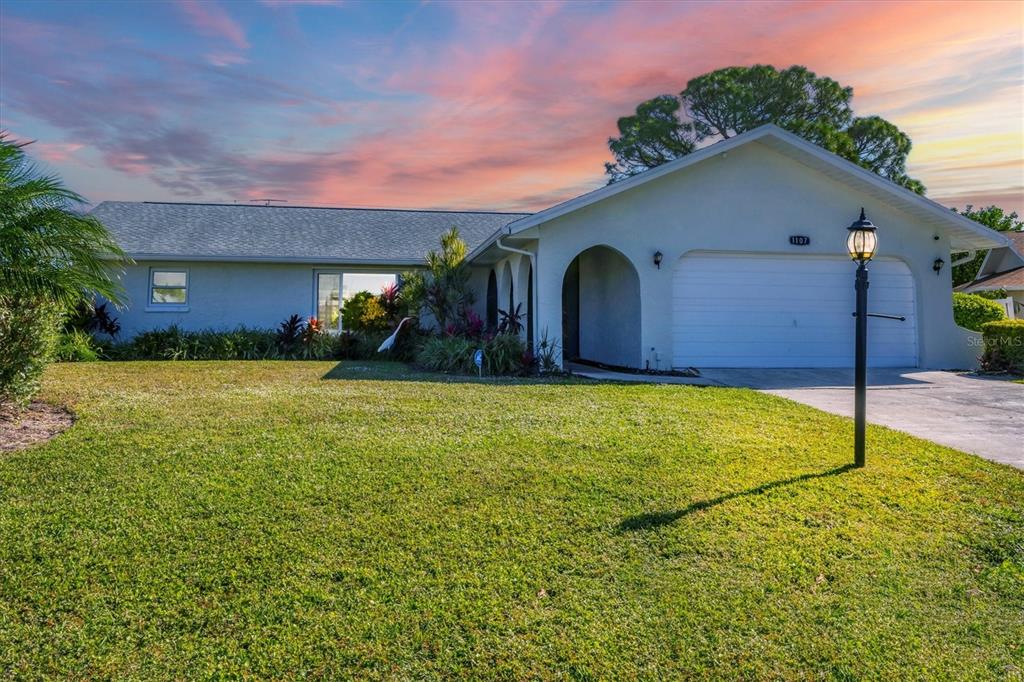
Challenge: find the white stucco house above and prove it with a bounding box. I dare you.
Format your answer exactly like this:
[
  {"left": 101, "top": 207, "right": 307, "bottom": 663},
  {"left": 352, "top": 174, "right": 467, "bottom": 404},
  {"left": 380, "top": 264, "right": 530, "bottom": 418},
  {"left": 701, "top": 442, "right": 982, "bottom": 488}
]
[
  {"left": 955, "top": 231, "right": 1024, "bottom": 319},
  {"left": 95, "top": 124, "right": 1009, "bottom": 370}
]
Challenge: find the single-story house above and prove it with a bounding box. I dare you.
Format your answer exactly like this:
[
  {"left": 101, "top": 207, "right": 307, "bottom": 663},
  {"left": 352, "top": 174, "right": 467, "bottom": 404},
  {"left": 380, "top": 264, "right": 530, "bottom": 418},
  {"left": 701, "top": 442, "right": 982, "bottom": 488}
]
[
  {"left": 955, "top": 231, "right": 1024, "bottom": 319},
  {"left": 94, "top": 124, "right": 1009, "bottom": 369}
]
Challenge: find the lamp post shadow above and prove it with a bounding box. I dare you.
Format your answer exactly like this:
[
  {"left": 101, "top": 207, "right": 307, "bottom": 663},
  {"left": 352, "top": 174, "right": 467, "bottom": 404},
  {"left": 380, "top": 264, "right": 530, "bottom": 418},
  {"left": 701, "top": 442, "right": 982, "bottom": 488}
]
[{"left": 617, "top": 463, "right": 857, "bottom": 532}]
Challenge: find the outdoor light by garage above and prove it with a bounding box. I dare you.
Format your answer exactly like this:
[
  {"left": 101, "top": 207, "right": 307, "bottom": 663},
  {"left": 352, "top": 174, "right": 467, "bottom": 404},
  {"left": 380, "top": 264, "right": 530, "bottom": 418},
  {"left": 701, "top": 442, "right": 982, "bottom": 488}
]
[
  {"left": 847, "top": 208, "right": 877, "bottom": 468},
  {"left": 653, "top": 251, "right": 663, "bottom": 269}
]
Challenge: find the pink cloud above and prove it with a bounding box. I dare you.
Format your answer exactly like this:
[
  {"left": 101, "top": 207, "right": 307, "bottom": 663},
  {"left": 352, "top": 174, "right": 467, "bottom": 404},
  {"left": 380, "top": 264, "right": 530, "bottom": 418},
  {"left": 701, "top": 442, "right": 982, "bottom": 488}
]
[
  {"left": 33, "top": 141, "right": 85, "bottom": 163},
  {"left": 177, "top": 0, "right": 249, "bottom": 50},
  {"left": 4, "top": 1, "right": 1019, "bottom": 213}
]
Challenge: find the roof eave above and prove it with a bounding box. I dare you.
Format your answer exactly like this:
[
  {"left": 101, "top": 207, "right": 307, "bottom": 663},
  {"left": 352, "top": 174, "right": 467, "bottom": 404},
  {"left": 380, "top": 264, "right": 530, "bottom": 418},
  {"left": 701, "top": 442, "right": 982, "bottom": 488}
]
[{"left": 123, "top": 253, "right": 429, "bottom": 267}]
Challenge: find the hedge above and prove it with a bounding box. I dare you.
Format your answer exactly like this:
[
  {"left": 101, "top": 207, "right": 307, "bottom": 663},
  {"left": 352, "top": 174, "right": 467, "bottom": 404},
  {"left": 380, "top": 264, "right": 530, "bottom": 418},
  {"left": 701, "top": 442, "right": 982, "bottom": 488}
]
[
  {"left": 0, "top": 297, "right": 63, "bottom": 409},
  {"left": 952, "top": 292, "right": 1005, "bottom": 331},
  {"left": 980, "top": 319, "right": 1024, "bottom": 374},
  {"left": 415, "top": 333, "right": 533, "bottom": 376},
  {"left": 56, "top": 326, "right": 412, "bottom": 363}
]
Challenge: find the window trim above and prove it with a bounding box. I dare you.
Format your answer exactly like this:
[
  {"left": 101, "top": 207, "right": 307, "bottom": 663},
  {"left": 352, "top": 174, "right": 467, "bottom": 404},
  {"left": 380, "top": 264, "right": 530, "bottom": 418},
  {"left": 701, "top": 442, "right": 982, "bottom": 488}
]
[
  {"left": 313, "top": 269, "right": 400, "bottom": 333},
  {"left": 313, "top": 269, "right": 343, "bottom": 333},
  {"left": 148, "top": 267, "right": 189, "bottom": 310}
]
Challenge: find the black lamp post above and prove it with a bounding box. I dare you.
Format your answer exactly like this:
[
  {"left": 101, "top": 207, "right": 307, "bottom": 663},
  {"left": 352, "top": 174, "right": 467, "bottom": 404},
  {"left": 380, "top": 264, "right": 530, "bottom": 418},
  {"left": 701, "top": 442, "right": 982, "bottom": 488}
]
[{"left": 847, "top": 208, "right": 878, "bottom": 467}]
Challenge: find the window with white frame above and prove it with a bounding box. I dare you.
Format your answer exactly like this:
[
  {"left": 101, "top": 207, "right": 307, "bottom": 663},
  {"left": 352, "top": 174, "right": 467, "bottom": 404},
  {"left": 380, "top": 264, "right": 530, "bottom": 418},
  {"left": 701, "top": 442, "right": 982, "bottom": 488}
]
[
  {"left": 150, "top": 269, "right": 188, "bottom": 305},
  {"left": 316, "top": 272, "right": 342, "bottom": 330},
  {"left": 315, "top": 272, "right": 397, "bottom": 331}
]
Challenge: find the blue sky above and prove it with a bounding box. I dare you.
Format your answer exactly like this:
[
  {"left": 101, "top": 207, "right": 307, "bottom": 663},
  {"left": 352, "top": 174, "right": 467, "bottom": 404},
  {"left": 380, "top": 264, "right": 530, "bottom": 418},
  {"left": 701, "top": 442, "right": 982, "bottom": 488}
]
[{"left": 1, "top": 0, "right": 1021, "bottom": 213}]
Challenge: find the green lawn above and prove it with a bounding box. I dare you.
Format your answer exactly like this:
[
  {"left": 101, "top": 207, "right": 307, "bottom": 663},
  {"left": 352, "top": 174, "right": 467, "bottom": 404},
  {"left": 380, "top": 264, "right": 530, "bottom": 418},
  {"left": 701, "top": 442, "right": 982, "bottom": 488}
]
[{"left": 1, "top": 361, "right": 1021, "bottom": 678}]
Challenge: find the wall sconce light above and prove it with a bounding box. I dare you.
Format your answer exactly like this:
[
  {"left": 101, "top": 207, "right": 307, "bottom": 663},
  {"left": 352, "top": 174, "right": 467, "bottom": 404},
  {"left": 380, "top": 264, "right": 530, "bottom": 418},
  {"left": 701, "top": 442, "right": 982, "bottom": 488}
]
[
  {"left": 933, "top": 258, "right": 945, "bottom": 276},
  {"left": 653, "top": 251, "right": 663, "bottom": 269}
]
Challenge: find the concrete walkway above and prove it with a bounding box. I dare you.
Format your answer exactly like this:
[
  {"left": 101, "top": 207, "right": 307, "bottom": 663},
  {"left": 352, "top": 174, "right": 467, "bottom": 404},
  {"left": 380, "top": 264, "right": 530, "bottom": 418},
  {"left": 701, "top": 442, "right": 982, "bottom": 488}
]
[{"left": 573, "top": 365, "right": 1024, "bottom": 470}]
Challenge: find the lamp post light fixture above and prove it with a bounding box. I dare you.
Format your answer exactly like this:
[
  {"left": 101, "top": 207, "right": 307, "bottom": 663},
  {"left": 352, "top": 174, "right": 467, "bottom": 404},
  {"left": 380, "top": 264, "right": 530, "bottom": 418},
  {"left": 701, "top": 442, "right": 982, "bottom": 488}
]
[{"left": 847, "top": 208, "right": 878, "bottom": 468}]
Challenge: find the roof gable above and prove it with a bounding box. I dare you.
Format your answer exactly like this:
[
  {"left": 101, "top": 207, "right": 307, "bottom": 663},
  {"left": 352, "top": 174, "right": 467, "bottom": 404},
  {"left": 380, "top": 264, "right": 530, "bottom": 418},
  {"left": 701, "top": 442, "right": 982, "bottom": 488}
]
[{"left": 502, "top": 124, "right": 1009, "bottom": 252}]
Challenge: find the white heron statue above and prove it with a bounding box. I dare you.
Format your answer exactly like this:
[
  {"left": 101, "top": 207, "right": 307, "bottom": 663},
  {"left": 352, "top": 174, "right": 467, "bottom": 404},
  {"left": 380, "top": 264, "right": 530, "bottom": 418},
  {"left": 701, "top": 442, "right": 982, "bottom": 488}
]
[{"left": 377, "top": 317, "right": 414, "bottom": 353}]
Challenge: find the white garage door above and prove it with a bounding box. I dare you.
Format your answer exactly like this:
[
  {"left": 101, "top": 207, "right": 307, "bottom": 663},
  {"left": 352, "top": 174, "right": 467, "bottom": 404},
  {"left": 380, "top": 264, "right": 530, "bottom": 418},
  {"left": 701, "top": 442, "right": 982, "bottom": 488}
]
[{"left": 672, "top": 253, "right": 918, "bottom": 368}]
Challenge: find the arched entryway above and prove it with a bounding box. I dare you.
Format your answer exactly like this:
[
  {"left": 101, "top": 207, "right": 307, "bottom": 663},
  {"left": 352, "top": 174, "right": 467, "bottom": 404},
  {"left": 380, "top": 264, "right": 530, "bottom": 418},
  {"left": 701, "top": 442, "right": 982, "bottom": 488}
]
[
  {"left": 486, "top": 269, "right": 498, "bottom": 329},
  {"left": 499, "top": 261, "right": 514, "bottom": 323},
  {"left": 561, "top": 245, "right": 641, "bottom": 368},
  {"left": 515, "top": 256, "right": 535, "bottom": 349}
]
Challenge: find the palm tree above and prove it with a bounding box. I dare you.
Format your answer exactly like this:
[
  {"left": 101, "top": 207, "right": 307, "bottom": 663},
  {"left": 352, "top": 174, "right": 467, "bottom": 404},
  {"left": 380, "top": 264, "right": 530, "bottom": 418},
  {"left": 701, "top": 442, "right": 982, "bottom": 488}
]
[{"left": 0, "top": 133, "right": 129, "bottom": 307}]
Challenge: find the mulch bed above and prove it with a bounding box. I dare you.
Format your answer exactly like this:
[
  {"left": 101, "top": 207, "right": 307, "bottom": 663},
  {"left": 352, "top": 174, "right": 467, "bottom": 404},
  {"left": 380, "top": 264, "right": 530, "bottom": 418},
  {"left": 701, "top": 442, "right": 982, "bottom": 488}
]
[{"left": 0, "top": 402, "right": 74, "bottom": 452}]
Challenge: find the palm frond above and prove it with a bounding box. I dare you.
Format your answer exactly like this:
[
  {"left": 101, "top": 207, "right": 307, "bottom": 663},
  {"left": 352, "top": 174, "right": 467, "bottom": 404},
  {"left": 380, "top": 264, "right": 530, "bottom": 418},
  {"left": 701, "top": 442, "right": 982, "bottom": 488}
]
[{"left": 0, "top": 133, "right": 131, "bottom": 307}]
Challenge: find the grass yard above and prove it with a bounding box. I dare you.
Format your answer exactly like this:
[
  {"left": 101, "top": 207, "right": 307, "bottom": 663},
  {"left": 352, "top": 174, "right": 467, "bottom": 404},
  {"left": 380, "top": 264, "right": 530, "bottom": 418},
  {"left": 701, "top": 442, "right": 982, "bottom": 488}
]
[{"left": 1, "top": 361, "right": 1022, "bottom": 678}]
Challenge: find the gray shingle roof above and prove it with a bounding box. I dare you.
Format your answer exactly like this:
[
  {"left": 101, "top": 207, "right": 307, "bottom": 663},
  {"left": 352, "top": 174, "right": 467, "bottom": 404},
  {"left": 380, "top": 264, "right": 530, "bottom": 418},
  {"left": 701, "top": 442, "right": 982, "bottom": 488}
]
[{"left": 90, "top": 201, "right": 530, "bottom": 264}]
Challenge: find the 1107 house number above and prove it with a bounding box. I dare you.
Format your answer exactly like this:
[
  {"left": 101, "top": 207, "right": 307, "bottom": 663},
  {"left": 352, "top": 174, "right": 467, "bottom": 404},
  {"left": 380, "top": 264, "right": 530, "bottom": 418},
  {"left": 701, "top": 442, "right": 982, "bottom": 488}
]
[{"left": 789, "top": 235, "right": 811, "bottom": 246}]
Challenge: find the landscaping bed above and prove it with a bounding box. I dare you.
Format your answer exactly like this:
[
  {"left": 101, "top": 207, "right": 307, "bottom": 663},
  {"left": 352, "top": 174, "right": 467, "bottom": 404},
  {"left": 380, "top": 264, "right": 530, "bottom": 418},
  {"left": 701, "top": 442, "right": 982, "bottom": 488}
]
[
  {"left": 0, "top": 401, "right": 73, "bottom": 452},
  {"left": 0, "top": 361, "right": 1021, "bottom": 678}
]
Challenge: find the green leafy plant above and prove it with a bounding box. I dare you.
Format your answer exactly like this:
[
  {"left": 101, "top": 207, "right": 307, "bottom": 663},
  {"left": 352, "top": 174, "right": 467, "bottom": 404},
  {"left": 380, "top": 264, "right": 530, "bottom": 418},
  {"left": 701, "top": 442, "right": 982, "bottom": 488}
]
[
  {"left": 276, "top": 314, "right": 305, "bottom": 354},
  {"left": 953, "top": 292, "right": 1006, "bottom": 331},
  {"left": 0, "top": 134, "right": 130, "bottom": 406},
  {"left": 0, "top": 134, "right": 129, "bottom": 307},
  {"left": 980, "top": 319, "right": 1024, "bottom": 374},
  {"left": 497, "top": 302, "right": 524, "bottom": 336},
  {"left": 0, "top": 297, "right": 63, "bottom": 408},
  {"left": 415, "top": 335, "right": 477, "bottom": 374},
  {"left": 341, "top": 291, "right": 374, "bottom": 331},
  {"left": 403, "top": 227, "right": 475, "bottom": 330},
  {"left": 55, "top": 329, "right": 102, "bottom": 362},
  {"left": 483, "top": 333, "right": 528, "bottom": 376},
  {"left": 65, "top": 300, "right": 121, "bottom": 338},
  {"left": 536, "top": 328, "right": 562, "bottom": 374}
]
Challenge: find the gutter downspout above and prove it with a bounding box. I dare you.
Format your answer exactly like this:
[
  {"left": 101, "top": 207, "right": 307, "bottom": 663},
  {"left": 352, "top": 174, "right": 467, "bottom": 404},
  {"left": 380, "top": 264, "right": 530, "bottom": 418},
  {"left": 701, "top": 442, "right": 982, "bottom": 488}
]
[{"left": 496, "top": 235, "right": 537, "bottom": 352}]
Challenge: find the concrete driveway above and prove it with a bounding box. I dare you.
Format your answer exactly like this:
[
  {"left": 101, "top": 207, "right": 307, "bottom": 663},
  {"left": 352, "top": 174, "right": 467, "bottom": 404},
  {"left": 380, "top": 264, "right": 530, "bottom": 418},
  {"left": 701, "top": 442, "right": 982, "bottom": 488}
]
[{"left": 700, "top": 368, "right": 1024, "bottom": 470}]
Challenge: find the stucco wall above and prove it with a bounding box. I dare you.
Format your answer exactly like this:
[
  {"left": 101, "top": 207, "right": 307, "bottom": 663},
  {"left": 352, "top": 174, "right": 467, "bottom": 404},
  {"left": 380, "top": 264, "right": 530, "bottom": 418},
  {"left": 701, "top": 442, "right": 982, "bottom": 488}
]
[
  {"left": 517, "top": 140, "right": 976, "bottom": 370},
  {"left": 111, "top": 261, "right": 403, "bottom": 338},
  {"left": 577, "top": 247, "right": 641, "bottom": 367}
]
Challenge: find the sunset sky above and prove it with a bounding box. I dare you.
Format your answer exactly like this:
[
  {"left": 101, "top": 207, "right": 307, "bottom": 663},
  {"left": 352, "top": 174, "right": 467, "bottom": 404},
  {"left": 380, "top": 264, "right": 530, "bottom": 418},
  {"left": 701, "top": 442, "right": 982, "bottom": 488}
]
[{"left": 1, "top": 0, "right": 1021, "bottom": 214}]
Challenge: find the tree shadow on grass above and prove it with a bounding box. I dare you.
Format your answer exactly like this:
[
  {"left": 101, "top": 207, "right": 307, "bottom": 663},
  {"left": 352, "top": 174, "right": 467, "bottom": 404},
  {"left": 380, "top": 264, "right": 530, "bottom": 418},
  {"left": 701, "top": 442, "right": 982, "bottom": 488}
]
[{"left": 618, "top": 463, "right": 857, "bottom": 532}]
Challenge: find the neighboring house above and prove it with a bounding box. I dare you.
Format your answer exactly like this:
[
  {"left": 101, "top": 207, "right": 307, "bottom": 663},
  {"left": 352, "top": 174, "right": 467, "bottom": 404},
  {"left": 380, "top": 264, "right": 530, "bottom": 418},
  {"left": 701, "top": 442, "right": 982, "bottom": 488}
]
[
  {"left": 955, "top": 231, "right": 1024, "bottom": 319},
  {"left": 96, "top": 124, "right": 1008, "bottom": 370}
]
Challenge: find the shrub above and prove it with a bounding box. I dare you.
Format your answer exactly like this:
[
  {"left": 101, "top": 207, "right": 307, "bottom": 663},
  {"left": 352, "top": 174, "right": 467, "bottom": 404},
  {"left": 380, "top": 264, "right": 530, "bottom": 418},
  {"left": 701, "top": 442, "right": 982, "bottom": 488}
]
[
  {"left": 128, "top": 326, "right": 283, "bottom": 361},
  {"left": 55, "top": 329, "right": 102, "bottom": 362},
  {"left": 483, "top": 333, "right": 528, "bottom": 375},
  {"left": 415, "top": 333, "right": 532, "bottom": 376},
  {"left": 341, "top": 291, "right": 375, "bottom": 331},
  {"left": 65, "top": 299, "right": 121, "bottom": 338},
  {"left": 276, "top": 314, "right": 305, "bottom": 354},
  {"left": 0, "top": 297, "right": 63, "bottom": 408},
  {"left": 416, "top": 335, "right": 477, "bottom": 374},
  {"left": 980, "top": 319, "right": 1024, "bottom": 374},
  {"left": 536, "top": 328, "right": 562, "bottom": 374},
  {"left": 359, "top": 297, "right": 391, "bottom": 332},
  {"left": 953, "top": 292, "right": 1006, "bottom": 331}
]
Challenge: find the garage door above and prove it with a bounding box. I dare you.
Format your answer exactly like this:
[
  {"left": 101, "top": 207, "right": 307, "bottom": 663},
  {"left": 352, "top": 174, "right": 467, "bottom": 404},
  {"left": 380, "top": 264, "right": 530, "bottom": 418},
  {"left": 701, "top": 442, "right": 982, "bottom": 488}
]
[{"left": 672, "top": 253, "right": 918, "bottom": 368}]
